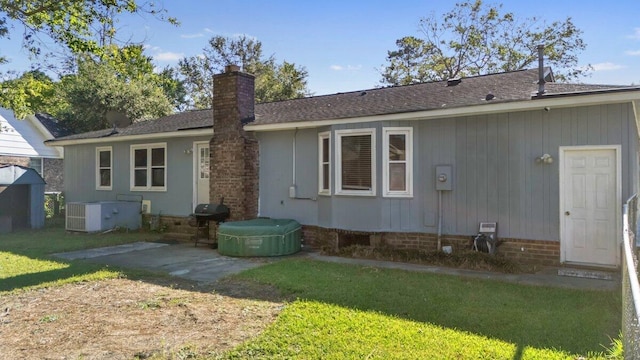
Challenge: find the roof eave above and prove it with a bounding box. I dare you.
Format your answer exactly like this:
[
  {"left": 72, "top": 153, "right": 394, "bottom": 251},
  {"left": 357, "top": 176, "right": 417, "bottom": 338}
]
[
  {"left": 246, "top": 90, "right": 640, "bottom": 132},
  {"left": 45, "top": 128, "right": 213, "bottom": 146}
]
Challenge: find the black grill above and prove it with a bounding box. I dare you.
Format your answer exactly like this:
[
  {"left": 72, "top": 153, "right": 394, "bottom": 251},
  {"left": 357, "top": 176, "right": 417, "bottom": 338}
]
[
  {"left": 192, "top": 203, "right": 230, "bottom": 222},
  {"left": 189, "top": 198, "right": 230, "bottom": 247}
]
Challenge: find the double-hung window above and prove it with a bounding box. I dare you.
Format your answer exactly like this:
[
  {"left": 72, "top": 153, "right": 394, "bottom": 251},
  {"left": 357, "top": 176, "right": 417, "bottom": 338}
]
[
  {"left": 335, "top": 128, "right": 376, "bottom": 196},
  {"left": 383, "top": 127, "right": 413, "bottom": 197},
  {"left": 130, "top": 143, "right": 167, "bottom": 191},
  {"left": 96, "top": 147, "right": 112, "bottom": 190},
  {"left": 318, "top": 132, "right": 331, "bottom": 195}
]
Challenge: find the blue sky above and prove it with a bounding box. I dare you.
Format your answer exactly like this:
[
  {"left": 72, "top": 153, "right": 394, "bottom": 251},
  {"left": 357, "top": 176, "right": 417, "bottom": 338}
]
[{"left": 2, "top": 0, "right": 640, "bottom": 95}]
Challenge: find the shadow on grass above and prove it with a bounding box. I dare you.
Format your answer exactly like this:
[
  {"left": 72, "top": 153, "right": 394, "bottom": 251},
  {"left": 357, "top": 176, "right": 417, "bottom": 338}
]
[
  {"left": 0, "top": 263, "right": 105, "bottom": 293},
  {"left": 225, "top": 258, "right": 621, "bottom": 356},
  {"left": 0, "top": 227, "right": 171, "bottom": 294},
  {"left": 0, "top": 228, "right": 621, "bottom": 357}
]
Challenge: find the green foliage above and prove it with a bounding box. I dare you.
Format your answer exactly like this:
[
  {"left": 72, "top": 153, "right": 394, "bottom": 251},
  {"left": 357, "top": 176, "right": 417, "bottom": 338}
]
[
  {"left": 380, "top": 0, "right": 588, "bottom": 85},
  {"left": 178, "top": 35, "right": 310, "bottom": 108},
  {"left": 39, "top": 314, "right": 59, "bottom": 323},
  {"left": 1, "top": 45, "right": 181, "bottom": 128},
  {"left": 0, "top": 2, "right": 181, "bottom": 124},
  {"left": 603, "top": 334, "right": 624, "bottom": 359},
  {"left": 0, "top": 1, "right": 177, "bottom": 64},
  {"left": 57, "top": 54, "right": 173, "bottom": 132},
  {"left": 0, "top": 70, "right": 65, "bottom": 119},
  {"left": 44, "top": 192, "right": 64, "bottom": 219},
  {"left": 231, "top": 259, "right": 620, "bottom": 358}
]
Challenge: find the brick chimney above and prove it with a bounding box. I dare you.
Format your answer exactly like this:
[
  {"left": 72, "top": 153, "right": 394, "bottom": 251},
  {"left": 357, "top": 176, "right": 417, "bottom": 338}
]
[{"left": 210, "top": 65, "right": 259, "bottom": 221}]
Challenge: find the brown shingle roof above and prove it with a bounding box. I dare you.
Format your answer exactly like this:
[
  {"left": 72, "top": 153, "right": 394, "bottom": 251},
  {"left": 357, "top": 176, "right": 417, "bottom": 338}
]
[
  {"left": 53, "top": 109, "right": 212, "bottom": 141},
  {"left": 49, "top": 68, "right": 634, "bottom": 143},
  {"left": 253, "top": 69, "right": 624, "bottom": 125}
]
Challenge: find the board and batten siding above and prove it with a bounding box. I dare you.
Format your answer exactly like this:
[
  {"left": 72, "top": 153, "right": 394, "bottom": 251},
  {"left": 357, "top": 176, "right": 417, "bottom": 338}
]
[
  {"left": 64, "top": 136, "right": 211, "bottom": 216},
  {"left": 257, "top": 103, "right": 638, "bottom": 242}
]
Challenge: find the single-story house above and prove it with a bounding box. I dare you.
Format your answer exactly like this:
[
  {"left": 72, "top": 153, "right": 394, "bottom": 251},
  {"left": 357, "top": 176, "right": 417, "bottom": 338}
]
[
  {"left": 0, "top": 108, "right": 72, "bottom": 192},
  {"left": 48, "top": 64, "right": 640, "bottom": 268}
]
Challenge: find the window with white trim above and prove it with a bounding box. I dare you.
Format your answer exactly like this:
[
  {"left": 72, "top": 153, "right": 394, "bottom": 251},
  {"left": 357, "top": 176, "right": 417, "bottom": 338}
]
[
  {"left": 383, "top": 127, "right": 413, "bottom": 197},
  {"left": 335, "top": 128, "right": 376, "bottom": 196},
  {"left": 96, "top": 147, "right": 112, "bottom": 190},
  {"left": 130, "top": 143, "right": 166, "bottom": 191},
  {"left": 318, "top": 131, "right": 331, "bottom": 195}
]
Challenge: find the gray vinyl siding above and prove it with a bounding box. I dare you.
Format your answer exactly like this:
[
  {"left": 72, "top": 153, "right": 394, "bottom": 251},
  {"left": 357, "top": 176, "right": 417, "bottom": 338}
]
[
  {"left": 257, "top": 103, "right": 638, "bottom": 242},
  {"left": 64, "top": 136, "right": 211, "bottom": 216}
]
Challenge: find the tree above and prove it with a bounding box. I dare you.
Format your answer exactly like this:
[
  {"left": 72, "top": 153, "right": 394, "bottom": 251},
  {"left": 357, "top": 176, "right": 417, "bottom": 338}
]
[
  {"left": 0, "top": 1, "right": 179, "bottom": 124},
  {"left": 0, "top": 70, "right": 63, "bottom": 119},
  {"left": 1, "top": 44, "right": 181, "bottom": 128},
  {"left": 380, "top": 0, "right": 588, "bottom": 85},
  {"left": 178, "top": 35, "right": 310, "bottom": 109},
  {"left": 57, "top": 55, "right": 173, "bottom": 132},
  {"left": 0, "top": 0, "right": 177, "bottom": 64}
]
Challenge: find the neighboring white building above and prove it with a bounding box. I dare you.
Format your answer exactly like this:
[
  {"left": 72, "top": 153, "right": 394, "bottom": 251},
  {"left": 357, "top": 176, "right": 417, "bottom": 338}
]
[{"left": 0, "top": 107, "right": 71, "bottom": 192}]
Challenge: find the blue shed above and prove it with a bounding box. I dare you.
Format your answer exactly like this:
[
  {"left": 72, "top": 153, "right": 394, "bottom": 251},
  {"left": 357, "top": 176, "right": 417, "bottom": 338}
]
[{"left": 0, "top": 165, "right": 45, "bottom": 232}]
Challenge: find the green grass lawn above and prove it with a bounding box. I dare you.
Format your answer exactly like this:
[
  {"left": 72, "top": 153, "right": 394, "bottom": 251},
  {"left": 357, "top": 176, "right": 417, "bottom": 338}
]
[
  {"left": 0, "top": 227, "right": 157, "bottom": 293},
  {"left": 0, "top": 228, "right": 622, "bottom": 359},
  {"left": 225, "top": 259, "right": 621, "bottom": 360}
]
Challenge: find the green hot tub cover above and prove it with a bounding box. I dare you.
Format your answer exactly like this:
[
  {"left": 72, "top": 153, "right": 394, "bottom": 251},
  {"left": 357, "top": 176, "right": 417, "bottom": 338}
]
[{"left": 217, "top": 218, "right": 302, "bottom": 257}]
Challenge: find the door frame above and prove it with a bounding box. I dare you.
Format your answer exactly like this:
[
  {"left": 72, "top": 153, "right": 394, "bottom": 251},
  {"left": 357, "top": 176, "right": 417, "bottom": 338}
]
[
  {"left": 192, "top": 141, "right": 210, "bottom": 210},
  {"left": 558, "top": 145, "right": 622, "bottom": 266}
]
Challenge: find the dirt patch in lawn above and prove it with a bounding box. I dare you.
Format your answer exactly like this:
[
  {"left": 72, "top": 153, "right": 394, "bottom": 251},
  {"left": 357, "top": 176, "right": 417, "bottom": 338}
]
[{"left": 0, "top": 278, "right": 285, "bottom": 359}]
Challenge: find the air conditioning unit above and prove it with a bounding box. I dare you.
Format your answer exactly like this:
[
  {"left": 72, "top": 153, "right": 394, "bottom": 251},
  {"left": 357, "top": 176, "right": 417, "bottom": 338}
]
[{"left": 66, "top": 201, "right": 141, "bottom": 232}]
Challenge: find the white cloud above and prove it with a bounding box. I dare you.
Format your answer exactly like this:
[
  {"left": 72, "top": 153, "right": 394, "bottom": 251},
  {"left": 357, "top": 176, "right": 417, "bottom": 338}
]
[
  {"left": 204, "top": 28, "right": 214, "bottom": 33},
  {"left": 330, "top": 64, "right": 362, "bottom": 71},
  {"left": 591, "top": 62, "right": 626, "bottom": 71},
  {"left": 181, "top": 33, "right": 204, "bottom": 39},
  {"left": 626, "top": 50, "right": 640, "bottom": 56},
  {"left": 628, "top": 28, "right": 640, "bottom": 40},
  {"left": 155, "top": 52, "right": 184, "bottom": 62}
]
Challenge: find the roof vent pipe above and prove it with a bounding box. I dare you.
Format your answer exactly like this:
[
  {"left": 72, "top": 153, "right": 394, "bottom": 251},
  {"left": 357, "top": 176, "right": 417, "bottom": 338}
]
[{"left": 537, "top": 44, "right": 545, "bottom": 96}]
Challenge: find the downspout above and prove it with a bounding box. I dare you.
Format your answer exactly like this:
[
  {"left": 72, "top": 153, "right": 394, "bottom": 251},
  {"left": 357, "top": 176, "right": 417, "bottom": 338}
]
[
  {"left": 437, "top": 190, "right": 443, "bottom": 251},
  {"left": 290, "top": 128, "right": 297, "bottom": 198},
  {"left": 537, "top": 44, "right": 546, "bottom": 97}
]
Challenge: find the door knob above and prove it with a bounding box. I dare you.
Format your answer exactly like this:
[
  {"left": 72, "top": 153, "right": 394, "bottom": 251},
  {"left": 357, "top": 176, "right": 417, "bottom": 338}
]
[{"left": 565, "top": 211, "right": 570, "bottom": 216}]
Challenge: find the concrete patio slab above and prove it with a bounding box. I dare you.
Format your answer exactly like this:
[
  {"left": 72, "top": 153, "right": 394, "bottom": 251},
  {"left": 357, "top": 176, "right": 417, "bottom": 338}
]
[{"left": 55, "top": 242, "right": 272, "bottom": 284}]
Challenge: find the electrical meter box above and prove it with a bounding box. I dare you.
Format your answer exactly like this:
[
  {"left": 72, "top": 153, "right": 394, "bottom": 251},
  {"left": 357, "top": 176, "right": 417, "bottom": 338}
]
[{"left": 435, "top": 165, "right": 453, "bottom": 191}]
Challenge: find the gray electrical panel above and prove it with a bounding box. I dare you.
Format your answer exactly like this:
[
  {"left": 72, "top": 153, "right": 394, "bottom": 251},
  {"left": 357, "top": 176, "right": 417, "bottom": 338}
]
[{"left": 435, "top": 165, "right": 453, "bottom": 191}]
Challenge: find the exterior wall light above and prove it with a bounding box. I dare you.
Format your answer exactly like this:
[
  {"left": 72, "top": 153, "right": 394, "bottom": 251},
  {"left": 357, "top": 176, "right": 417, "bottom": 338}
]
[{"left": 535, "top": 153, "right": 553, "bottom": 164}]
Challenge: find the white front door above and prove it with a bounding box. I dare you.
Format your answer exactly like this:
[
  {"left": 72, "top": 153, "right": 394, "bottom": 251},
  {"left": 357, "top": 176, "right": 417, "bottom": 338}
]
[
  {"left": 194, "top": 142, "right": 210, "bottom": 206},
  {"left": 560, "top": 146, "right": 620, "bottom": 267}
]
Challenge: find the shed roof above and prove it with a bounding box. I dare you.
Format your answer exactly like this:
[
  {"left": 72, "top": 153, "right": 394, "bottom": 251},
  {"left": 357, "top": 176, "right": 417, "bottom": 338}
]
[
  {"left": 47, "top": 68, "right": 640, "bottom": 144},
  {"left": 0, "top": 165, "right": 46, "bottom": 185}
]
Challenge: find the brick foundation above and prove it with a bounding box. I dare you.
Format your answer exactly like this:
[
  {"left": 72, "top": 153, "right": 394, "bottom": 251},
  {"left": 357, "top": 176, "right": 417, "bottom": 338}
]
[
  {"left": 301, "top": 225, "right": 561, "bottom": 266},
  {"left": 144, "top": 214, "right": 219, "bottom": 240},
  {"left": 0, "top": 156, "right": 29, "bottom": 167}
]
